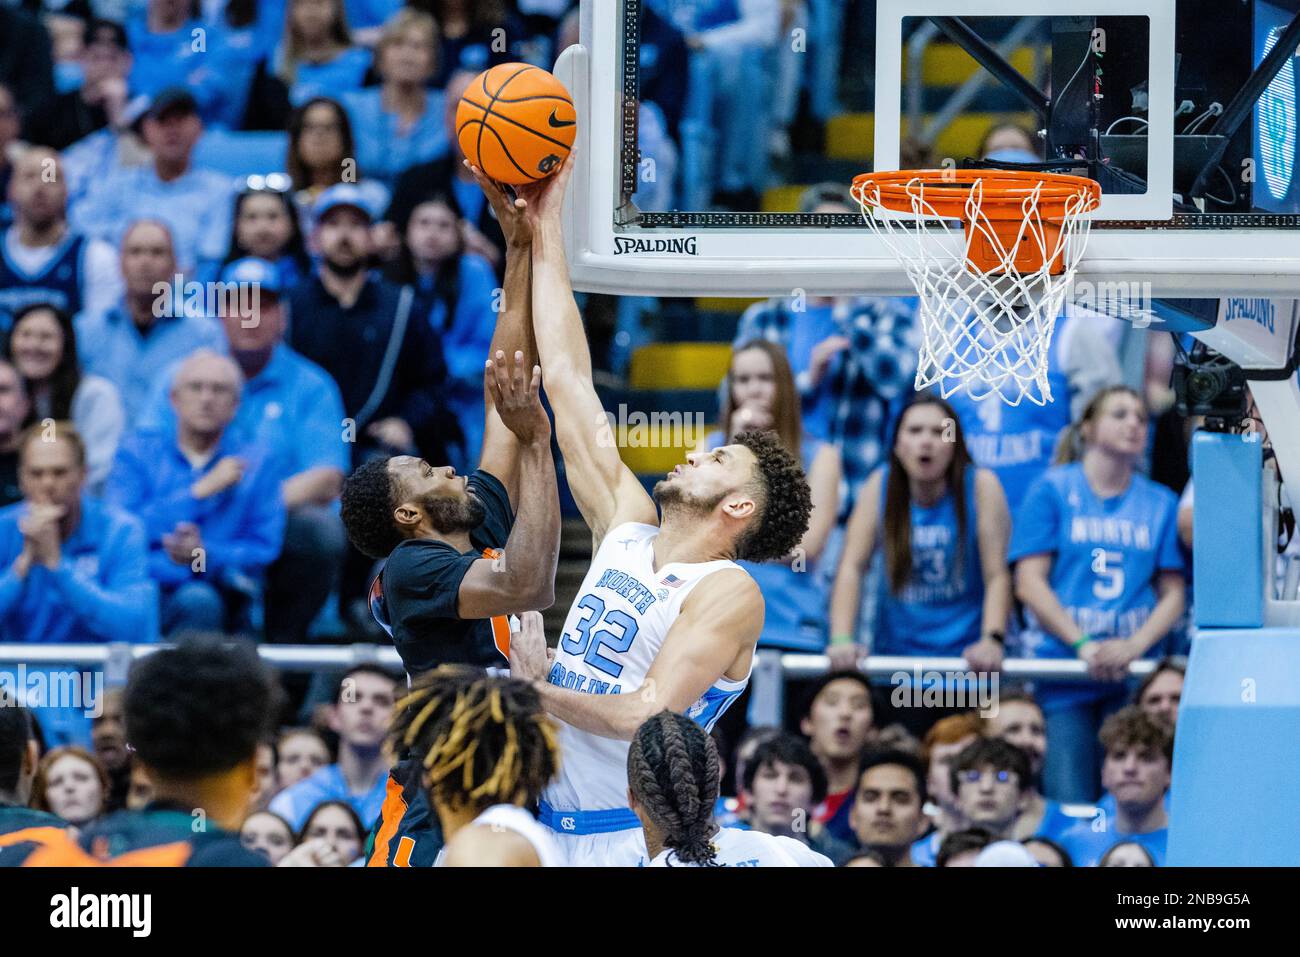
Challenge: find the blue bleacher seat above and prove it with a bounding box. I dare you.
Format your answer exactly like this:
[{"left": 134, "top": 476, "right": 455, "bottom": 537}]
[{"left": 194, "top": 130, "right": 290, "bottom": 180}]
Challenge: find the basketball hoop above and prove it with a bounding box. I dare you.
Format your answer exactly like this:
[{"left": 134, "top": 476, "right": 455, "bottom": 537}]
[{"left": 851, "top": 169, "right": 1101, "bottom": 406}]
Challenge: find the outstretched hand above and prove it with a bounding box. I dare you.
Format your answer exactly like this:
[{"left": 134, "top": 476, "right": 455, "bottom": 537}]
[
  {"left": 514, "top": 148, "right": 577, "bottom": 230},
  {"left": 463, "top": 160, "right": 532, "bottom": 249},
  {"left": 487, "top": 349, "right": 550, "bottom": 446},
  {"left": 509, "top": 610, "right": 551, "bottom": 682}
]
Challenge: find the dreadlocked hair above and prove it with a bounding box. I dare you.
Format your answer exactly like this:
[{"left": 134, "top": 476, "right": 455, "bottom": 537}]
[
  {"left": 387, "top": 666, "right": 560, "bottom": 812},
  {"left": 627, "top": 711, "right": 722, "bottom": 866}
]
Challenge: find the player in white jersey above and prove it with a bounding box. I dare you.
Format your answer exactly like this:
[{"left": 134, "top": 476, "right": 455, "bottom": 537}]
[
  {"left": 629, "top": 711, "right": 833, "bottom": 867},
  {"left": 386, "top": 666, "right": 561, "bottom": 866},
  {"left": 504, "top": 154, "right": 815, "bottom": 866}
]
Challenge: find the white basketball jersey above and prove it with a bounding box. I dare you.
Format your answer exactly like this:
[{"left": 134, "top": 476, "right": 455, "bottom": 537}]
[
  {"left": 433, "top": 804, "right": 563, "bottom": 867},
  {"left": 647, "top": 828, "right": 834, "bottom": 867},
  {"left": 542, "top": 523, "right": 752, "bottom": 812}
]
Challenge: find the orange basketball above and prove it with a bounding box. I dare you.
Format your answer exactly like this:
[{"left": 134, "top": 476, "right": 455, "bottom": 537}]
[{"left": 456, "top": 63, "right": 577, "bottom": 185}]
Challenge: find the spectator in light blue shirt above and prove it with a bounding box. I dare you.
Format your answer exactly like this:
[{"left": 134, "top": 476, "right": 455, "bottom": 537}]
[
  {"left": 138, "top": 257, "right": 348, "bottom": 642},
  {"left": 340, "top": 9, "right": 448, "bottom": 187},
  {"left": 276, "top": 0, "right": 373, "bottom": 108},
  {"left": 1058, "top": 706, "right": 1171, "bottom": 866},
  {"left": 0, "top": 423, "right": 158, "bottom": 746},
  {"left": 106, "top": 350, "right": 286, "bottom": 635},
  {"left": 126, "top": 0, "right": 229, "bottom": 123},
  {"left": 76, "top": 220, "right": 225, "bottom": 422},
  {"left": 71, "top": 89, "right": 235, "bottom": 278},
  {"left": 269, "top": 664, "right": 397, "bottom": 831}
]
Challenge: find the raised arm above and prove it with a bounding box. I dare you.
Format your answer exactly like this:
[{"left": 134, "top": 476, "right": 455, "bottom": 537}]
[
  {"left": 523, "top": 154, "right": 657, "bottom": 543},
  {"left": 511, "top": 568, "right": 762, "bottom": 741},
  {"left": 455, "top": 351, "right": 560, "bottom": 619},
  {"left": 469, "top": 162, "right": 539, "bottom": 506}
]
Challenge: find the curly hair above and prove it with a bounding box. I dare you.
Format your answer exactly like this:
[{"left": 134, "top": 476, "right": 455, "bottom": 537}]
[
  {"left": 387, "top": 666, "right": 560, "bottom": 812},
  {"left": 1099, "top": 705, "right": 1174, "bottom": 763},
  {"left": 627, "top": 711, "right": 721, "bottom": 866},
  {"left": 340, "top": 457, "right": 403, "bottom": 559},
  {"left": 125, "top": 633, "right": 282, "bottom": 779},
  {"left": 732, "top": 429, "right": 812, "bottom": 563}
]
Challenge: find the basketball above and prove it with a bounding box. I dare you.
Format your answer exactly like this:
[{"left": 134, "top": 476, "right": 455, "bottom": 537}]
[{"left": 456, "top": 63, "right": 577, "bottom": 185}]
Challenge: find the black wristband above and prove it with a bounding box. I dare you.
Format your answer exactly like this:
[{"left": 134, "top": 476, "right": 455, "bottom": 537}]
[{"left": 984, "top": 631, "right": 1006, "bottom": 646}]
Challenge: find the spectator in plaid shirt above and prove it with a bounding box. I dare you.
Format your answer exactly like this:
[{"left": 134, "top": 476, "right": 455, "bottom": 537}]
[{"left": 733, "top": 184, "right": 918, "bottom": 515}]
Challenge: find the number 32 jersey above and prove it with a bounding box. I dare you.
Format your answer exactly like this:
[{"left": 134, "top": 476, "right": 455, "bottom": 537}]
[{"left": 542, "top": 522, "right": 752, "bottom": 813}]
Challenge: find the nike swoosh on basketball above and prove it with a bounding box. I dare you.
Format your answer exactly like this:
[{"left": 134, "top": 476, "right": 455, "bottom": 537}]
[{"left": 548, "top": 110, "right": 576, "bottom": 128}]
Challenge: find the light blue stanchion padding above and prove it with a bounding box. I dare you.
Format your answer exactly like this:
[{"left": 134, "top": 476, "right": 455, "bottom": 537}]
[
  {"left": 1192, "top": 432, "right": 1264, "bottom": 628},
  {"left": 1168, "top": 628, "right": 1300, "bottom": 865},
  {"left": 1170, "top": 431, "right": 1300, "bottom": 864}
]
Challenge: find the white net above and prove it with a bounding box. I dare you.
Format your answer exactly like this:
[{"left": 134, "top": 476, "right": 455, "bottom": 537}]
[{"left": 852, "top": 172, "right": 1098, "bottom": 406}]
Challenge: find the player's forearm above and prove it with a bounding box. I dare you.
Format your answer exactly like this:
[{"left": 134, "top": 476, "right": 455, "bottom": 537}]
[
  {"left": 490, "top": 240, "right": 538, "bottom": 368},
  {"left": 531, "top": 219, "right": 595, "bottom": 382},
  {"left": 497, "top": 442, "right": 561, "bottom": 606},
  {"left": 534, "top": 678, "right": 648, "bottom": 741}
]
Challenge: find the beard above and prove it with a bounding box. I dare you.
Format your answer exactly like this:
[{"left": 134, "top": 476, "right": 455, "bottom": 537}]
[
  {"left": 323, "top": 251, "right": 366, "bottom": 278},
  {"left": 652, "top": 479, "right": 726, "bottom": 516},
  {"left": 424, "top": 490, "right": 486, "bottom": 535}
]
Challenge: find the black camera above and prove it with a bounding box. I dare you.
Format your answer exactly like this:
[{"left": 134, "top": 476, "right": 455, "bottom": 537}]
[{"left": 1172, "top": 341, "right": 1249, "bottom": 429}]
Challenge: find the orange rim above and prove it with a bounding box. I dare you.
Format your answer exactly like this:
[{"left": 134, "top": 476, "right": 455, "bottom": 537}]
[{"left": 851, "top": 168, "right": 1100, "bottom": 220}]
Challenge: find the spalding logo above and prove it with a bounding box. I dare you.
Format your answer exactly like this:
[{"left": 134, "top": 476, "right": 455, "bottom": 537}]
[{"left": 613, "top": 237, "right": 699, "bottom": 256}]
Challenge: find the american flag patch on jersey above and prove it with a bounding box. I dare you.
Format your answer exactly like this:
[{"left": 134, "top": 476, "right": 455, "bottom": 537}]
[{"left": 660, "top": 574, "right": 685, "bottom": 588}]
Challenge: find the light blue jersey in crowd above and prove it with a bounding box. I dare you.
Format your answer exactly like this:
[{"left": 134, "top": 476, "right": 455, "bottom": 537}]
[
  {"left": 1009, "top": 463, "right": 1185, "bottom": 709},
  {"left": 1058, "top": 817, "right": 1168, "bottom": 866},
  {"left": 872, "top": 465, "right": 986, "bottom": 658},
  {"left": 946, "top": 323, "right": 1072, "bottom": 513}
]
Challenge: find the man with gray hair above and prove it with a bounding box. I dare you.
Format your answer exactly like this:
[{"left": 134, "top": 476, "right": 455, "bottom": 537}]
[{"left": 107, "top": 349, "right": 285, "bottom": 635}]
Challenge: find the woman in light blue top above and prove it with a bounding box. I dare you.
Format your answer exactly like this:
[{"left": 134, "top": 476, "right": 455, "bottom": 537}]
[
  {"left": 340, "top": 9, "right": 448, "bottom": 187},
  {"left": 276, "top": 0, "right": 373, "bottom": 107},
  {"left": 829, "top": 394, "right": 1012, "bottom": 671},
  {"left": 4, "top": 303, "right": 125, "bottom": 492},
  {"left": 1010, "top": 386, "right": 1186, "bottom": 803},
  {"left": 706, "top": 340, "right": 841, "bottom": 654}
]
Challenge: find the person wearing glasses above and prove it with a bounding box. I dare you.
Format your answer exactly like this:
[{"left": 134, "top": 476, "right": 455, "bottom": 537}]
[
  {"left": 135, "top": 257, "right": 350, "bottom": 643},
  {"left": 222, "top": 175, "right": 311, "bottom": 292},
  {"left": 285, "top": 96, "right": 389, "bottom": 235},
  {"left": 949, "top": 738, "right": 1034, "bottom": 847},
  {"left": 106, "top": 349, "right": 286, "bottom": 636}
]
